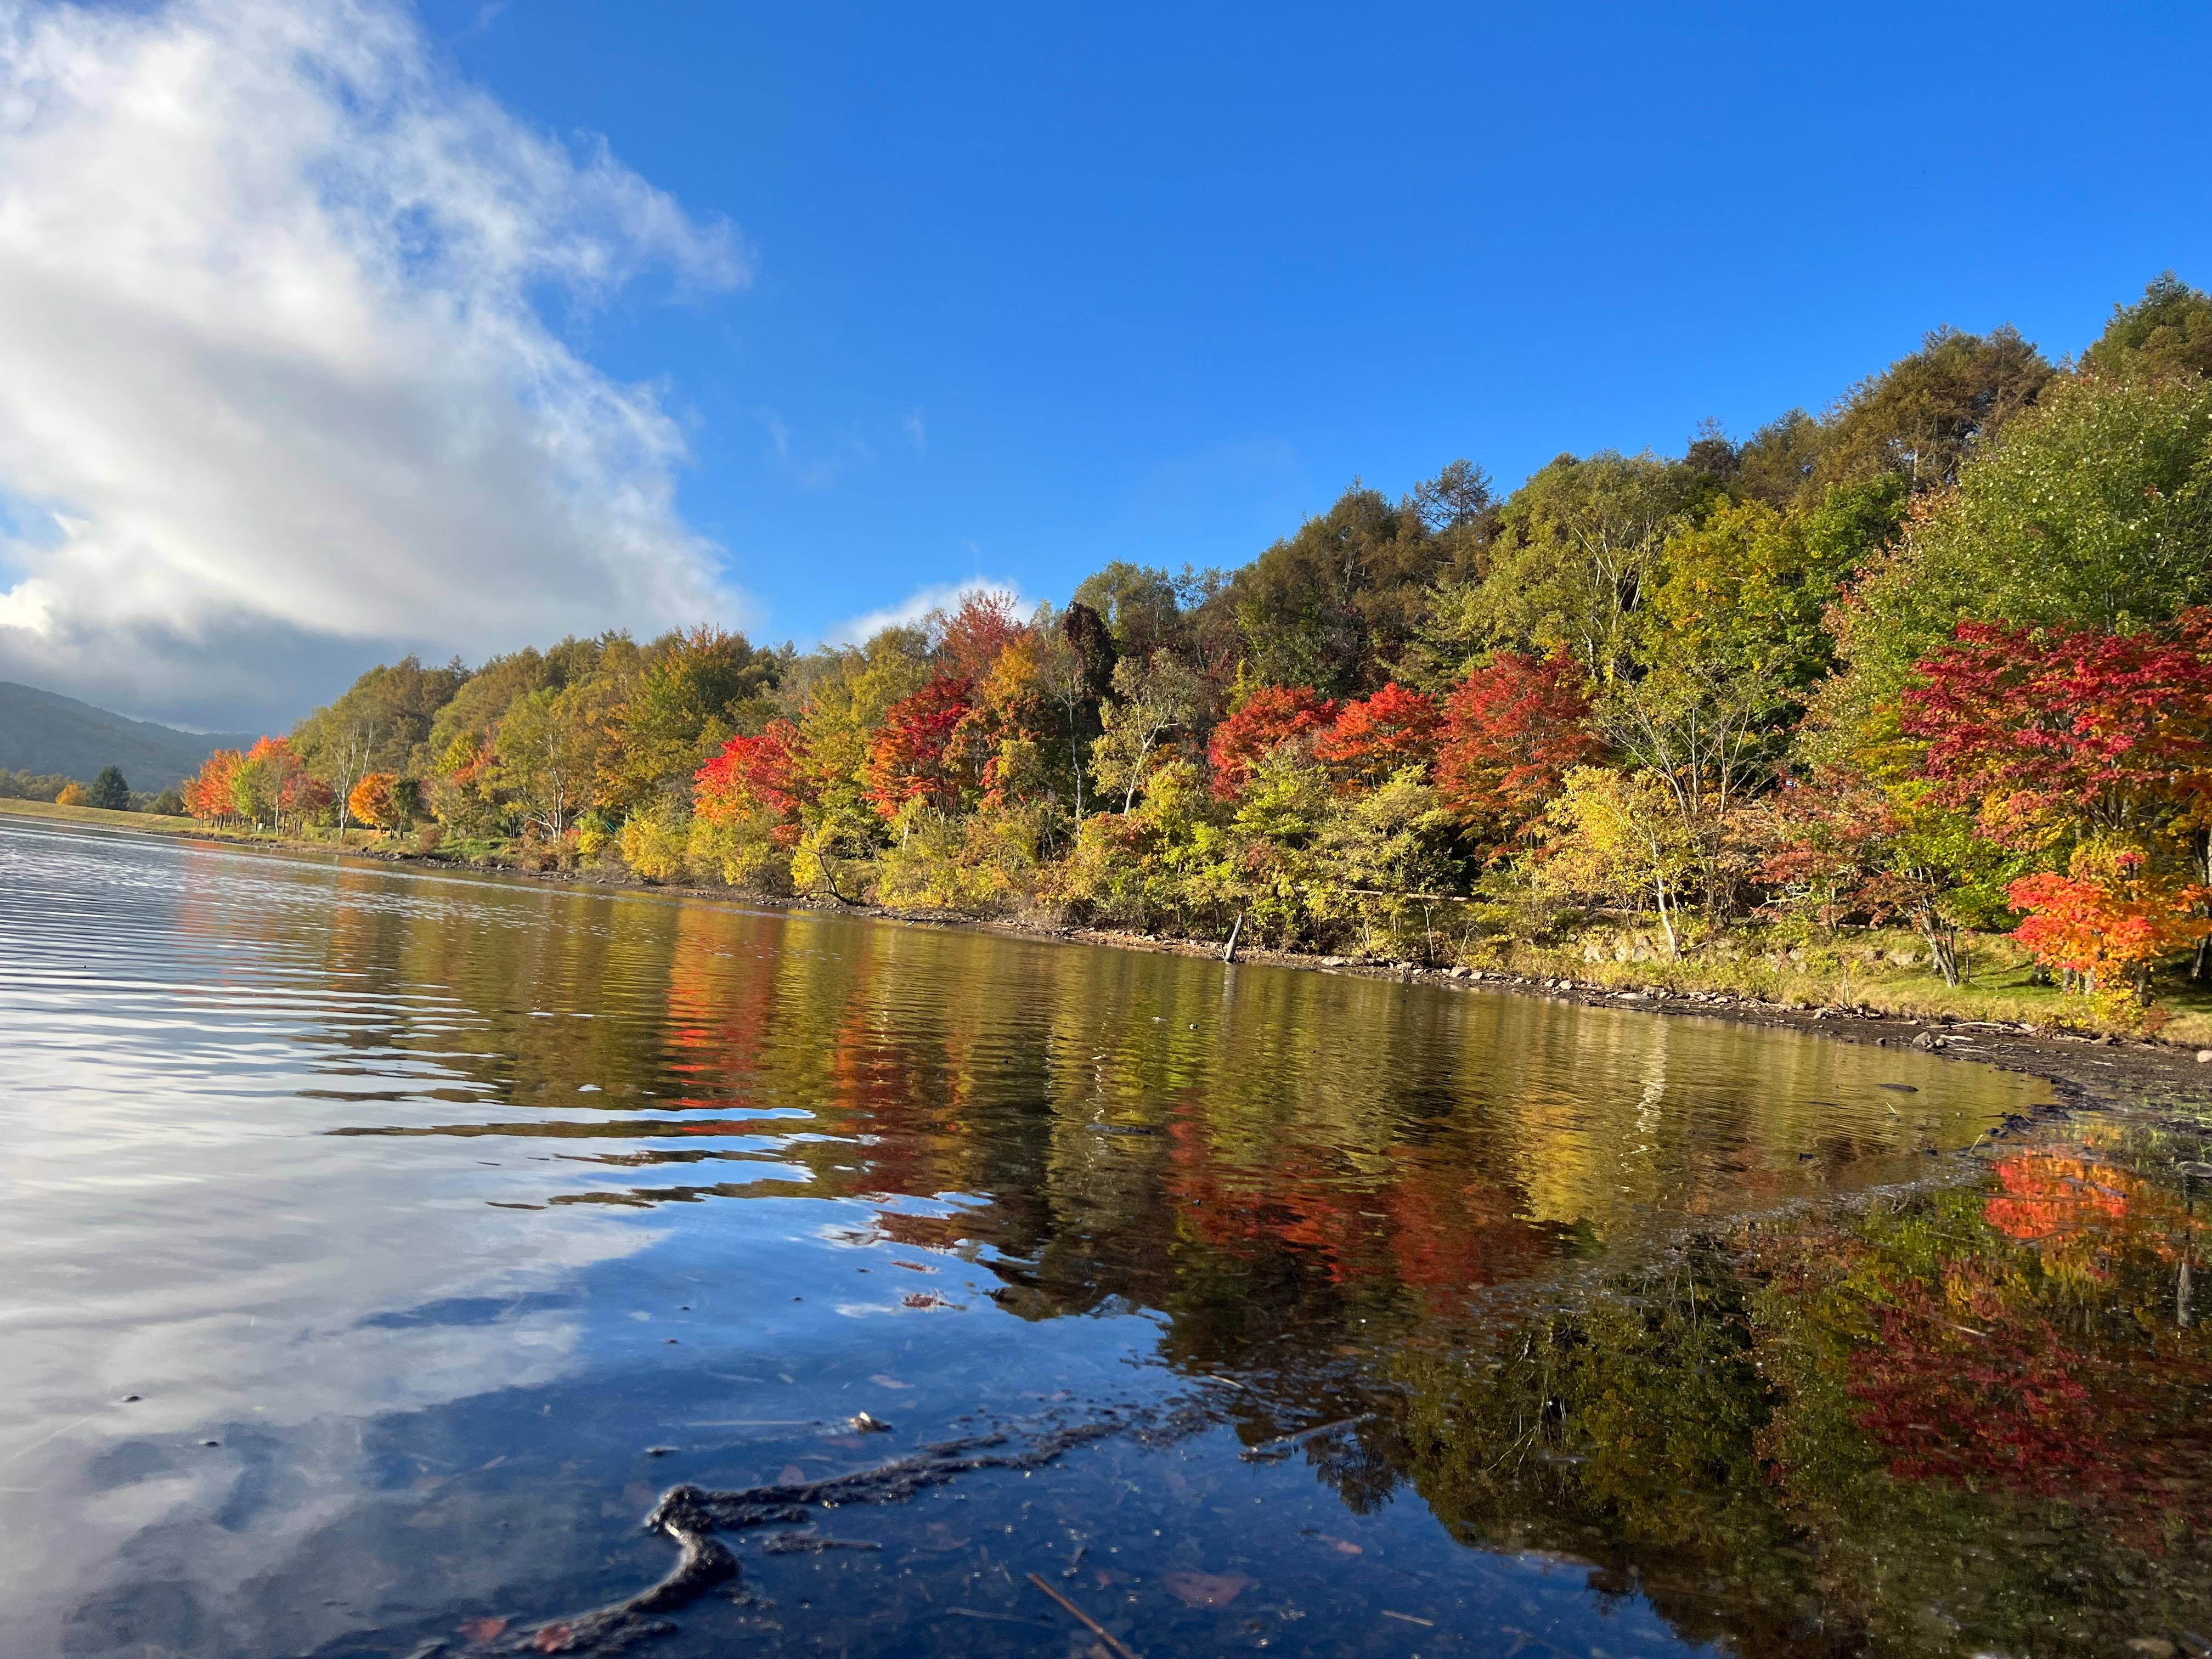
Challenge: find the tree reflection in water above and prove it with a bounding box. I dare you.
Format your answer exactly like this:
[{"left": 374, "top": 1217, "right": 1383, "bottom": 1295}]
[
  {"left": 1385, "top": 1127, "right": 2211, "bottom": 1657},
  {"left": 296, "top": 883, "right": 2210, "bottom": 1654}
]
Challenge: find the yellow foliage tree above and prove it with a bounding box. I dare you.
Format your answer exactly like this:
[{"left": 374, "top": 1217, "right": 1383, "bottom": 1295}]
[{"left": 1535, "top": 767, "right": 1695, "bottom": 957}]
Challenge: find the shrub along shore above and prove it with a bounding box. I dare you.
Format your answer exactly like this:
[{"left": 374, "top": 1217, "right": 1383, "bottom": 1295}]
[{"left": 161, "top": 275, "right": 2212, "bottom": 1043}]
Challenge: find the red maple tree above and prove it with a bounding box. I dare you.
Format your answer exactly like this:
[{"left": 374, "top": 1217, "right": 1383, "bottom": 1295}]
[
  {"left": 695, "top": 718, "right": 810, "bottom": 840},
  {"left": 1433, "top": 653, "right": 1601, "bottom": 840},
  {"left": 864, "top": 676, "right": 977, "bottom": 819},
  {"left": 1902, "top": 610, "right": 2212, "bottom": 843},
  {"left": 1205, "top": 685, "right": 1339, "bottom": 800},
  {"left": 1314, "top": 682, "right": 1442, "bottom": 784}
]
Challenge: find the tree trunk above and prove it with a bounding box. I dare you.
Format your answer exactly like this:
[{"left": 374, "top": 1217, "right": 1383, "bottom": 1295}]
[
  {"left": 1122, "top": 736, "right": 1154, "bottom": 814},
  {"left": 1911, "top": 907, "right": 1960, "bottom": 988},
  {"left": 2196, "top": 830, "right": 2212, "bottom": 983},
  {"left": 1652, "top": 877, "right": 1680, "bottom": 959}
]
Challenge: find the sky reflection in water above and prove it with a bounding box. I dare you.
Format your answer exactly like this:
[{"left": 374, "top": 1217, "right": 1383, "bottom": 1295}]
[{"left": 4, "top": 820, "right": 2202, "bottom": 1658}]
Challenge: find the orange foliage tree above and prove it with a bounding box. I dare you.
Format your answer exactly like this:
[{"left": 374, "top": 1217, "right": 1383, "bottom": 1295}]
[
  {"left": 2006, "top": 845, "right": 2210, "bottom": 1006},
  {"left": 694, "top": 720, "right": 809, "bottom": 840},
  {"left": 348, "top": 771, "right": 400, "bottom": 829},
  {"left": 184, "top": 748, "right": 245, "bottom": 822}
]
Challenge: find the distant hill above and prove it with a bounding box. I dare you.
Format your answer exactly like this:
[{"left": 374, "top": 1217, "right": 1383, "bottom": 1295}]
[{"left": 0, "top": 681, "right": 257, "bottom": 789}]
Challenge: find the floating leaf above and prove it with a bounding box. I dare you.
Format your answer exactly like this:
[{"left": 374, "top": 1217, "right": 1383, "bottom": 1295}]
[{"left": 1163, "top": 1570, "right": 1253, "bottom": 1607}]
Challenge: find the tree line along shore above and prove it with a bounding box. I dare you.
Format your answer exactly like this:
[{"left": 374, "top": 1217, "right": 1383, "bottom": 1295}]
[
  {"left": 129, "top": 274, "right": 2212, "bottom": 1037},
  {"left": 1, "top": 764, "right": 182, "bottom": 816}
]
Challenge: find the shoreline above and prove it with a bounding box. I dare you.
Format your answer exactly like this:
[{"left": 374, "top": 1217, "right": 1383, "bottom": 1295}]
[{"left": 11, "top": 799, "right": 2211, "bottom": 1126}]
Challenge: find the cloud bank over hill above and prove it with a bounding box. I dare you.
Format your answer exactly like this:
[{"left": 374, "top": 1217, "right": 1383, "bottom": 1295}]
[
  {"left": 823, "top": 579, "right": 1031, "bottom": 648},
  {"left": 0, "top": 0, "right": 748, "bottom": 727}
]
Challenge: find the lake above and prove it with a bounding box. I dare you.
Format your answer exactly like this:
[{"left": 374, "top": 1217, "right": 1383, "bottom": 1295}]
[{"left": 3, "top": 817, "right": 2205, "bottom": 1658}]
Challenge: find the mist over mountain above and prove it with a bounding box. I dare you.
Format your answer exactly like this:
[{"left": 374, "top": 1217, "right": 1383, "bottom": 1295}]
[{"left": 0, "top": 682, "right": 256, "bottom": 789}]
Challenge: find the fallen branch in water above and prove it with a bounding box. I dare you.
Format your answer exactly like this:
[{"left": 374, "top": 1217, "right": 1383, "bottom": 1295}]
[
  {"left": 1239, "top": 1411, "right": 1377, "bottom": 1462},
  {"left": 492, "top": 1417, "right": 1151, "bottom": 1656},
  {"left": 490, "top": 1485, "right": 740, "bottom": 1656},
  {"left": 1028, "top": 1572, "right": 1143, "bottom": 1659}
]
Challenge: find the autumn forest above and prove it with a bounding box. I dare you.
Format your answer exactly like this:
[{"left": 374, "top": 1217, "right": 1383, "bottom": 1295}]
[{"left": 174, "top": 274, "right": 2212, "bottom": 1025}]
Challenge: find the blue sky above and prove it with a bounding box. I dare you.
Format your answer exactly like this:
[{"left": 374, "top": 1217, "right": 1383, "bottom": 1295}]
[
  {"left": 1, "top": 0, "right": 2208, "bottom": 726},
  {"left": 421, "top": 0, "right": 2212, "bottom": 645}
]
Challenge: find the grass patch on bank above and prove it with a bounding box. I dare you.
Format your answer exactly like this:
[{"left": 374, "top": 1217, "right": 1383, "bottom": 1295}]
[
  {"left": 1475, "top": 924, "right": 2212, "bottom": 1045},
  {"left": 0, "top": 795, "right": 206, "bottom": 834},
  {"left": 0, "top": 797, "right": 383, "bottom": 852}
]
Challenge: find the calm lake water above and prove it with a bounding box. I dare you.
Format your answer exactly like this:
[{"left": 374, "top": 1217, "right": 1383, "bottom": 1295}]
[{"left": 4, "top": 818, "right": 2205, "bottom": 1659}]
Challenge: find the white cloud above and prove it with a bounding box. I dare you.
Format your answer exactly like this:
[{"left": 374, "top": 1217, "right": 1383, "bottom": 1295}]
[
  {"left": 0, "top": 0, "right": 751, "bottom": 726},
  {"left": 822, "top": 578, "right": 1028, "bottom": 647},
  {"left": 903, "top": 408, "right": 927, "bottom": 457}
]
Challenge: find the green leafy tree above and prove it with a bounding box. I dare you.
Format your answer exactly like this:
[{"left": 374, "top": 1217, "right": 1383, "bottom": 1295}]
[
  {"left": 492, "top": 682, "right": 612, "bottom": 837},
  {"left": 1536, "top": 767, "right": 1696, "bottom": 956},
  {"left": 1091, "top": 652, "right": 1206, "bottom": 812},
  {"left": 1069, "top": 562, "right": 1189, "bottom": 664},
  {"left": 1645, "top": 497, "right": 1849, "bottom": 693},
  {"left": 1054, "top": 754, "right": 1223, "bottom": 932},
  {"left": 1220, "top": 748, "right": 1336, "bottom": 944},
  {"left": 86, "top": 766, "right": 129, "bottom": 810},
  {"left": 1815, "top": 323, "right": 2051, "bottom": 493},
  {"left": 1317, "top": 768, "right": 1465, "bottom": 959},
  {"left": 294, "top": 653, "right": 471, "bottom": 823},
  {"left": 1436, "top": 452, "right": 1713, "bottom": 686},
  {"left": 1831, "top": 373, "right": 2212, "bottom": 698},
  {"left": 425, "top": 648, "right": 555, "bottom": 764},
  {"left": 2081, "top": 271, "right": 2212, "bottom": 382},
  {"left": 1594, "top": 665, "right": 1775, "bottom": 921},
  {"left": 601, "top": 626, "right": 784, "bottom": 815},
  {"left": 1729, "top": 408, "right": 1828, "bottom": 506},
  {"left": 1220, "top": 474, "right": 1484, "bottom": 697}
]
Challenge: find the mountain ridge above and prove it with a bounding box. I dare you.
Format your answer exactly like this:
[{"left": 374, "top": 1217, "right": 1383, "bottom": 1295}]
[{"left": 0, "top": 681, "right": 257, "bottom": 787}]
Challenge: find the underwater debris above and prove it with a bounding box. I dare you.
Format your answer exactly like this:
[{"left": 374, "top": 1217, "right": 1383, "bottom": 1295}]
[{"left": 484, "top": 1413, "right": 1171, "bottom": 1655}]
